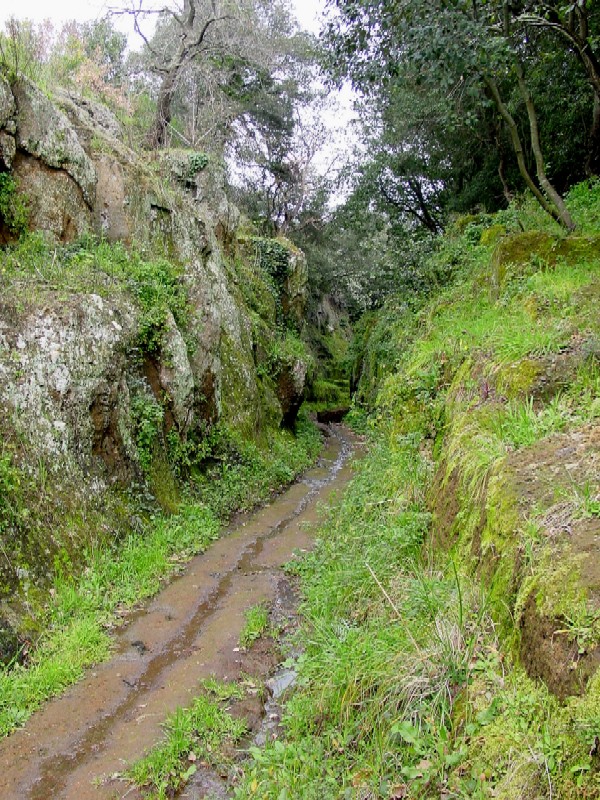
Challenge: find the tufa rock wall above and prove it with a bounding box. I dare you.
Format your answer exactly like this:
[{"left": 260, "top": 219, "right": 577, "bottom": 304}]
[{"left": 0, "top": 73, "right": 310, "bottom": 632}]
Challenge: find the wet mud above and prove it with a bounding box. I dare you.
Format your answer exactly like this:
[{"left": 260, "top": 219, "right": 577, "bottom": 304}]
[{"left": 0, "top": 424, "right": 359, "bottom": 800}]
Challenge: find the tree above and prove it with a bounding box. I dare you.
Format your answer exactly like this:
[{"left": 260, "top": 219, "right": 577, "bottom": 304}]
[
  {"left": 516, "top": 0, "right": 600, "bottom": 99},
  {"left": 514, "top": 0, "right": 600, "bottom": 173},
  {"left": 324, "top": 0, "right": 583, "bottom": 229},
  {"left": 231, "top": 84, "right": 339, "bottom": 234},
  {"left": 350, "top": 77, "right": 509, "bottom": 234},
  {"left": 112, "top": 0, "right": 301, "bottom": 150},
  {"left": 113, "top": 0, "right": 232, "bottom": 146},
  {"left": 79, "top": 17, "right": 128, "bottom": 86}
]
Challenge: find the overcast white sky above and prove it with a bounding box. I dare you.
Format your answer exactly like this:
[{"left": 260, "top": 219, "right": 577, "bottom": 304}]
[{"left": 0, "top": 0, "right": 325, "bottom": 36}]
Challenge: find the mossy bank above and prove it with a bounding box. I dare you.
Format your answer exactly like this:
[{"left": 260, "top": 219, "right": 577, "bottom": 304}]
[{"left": 233, "top": 184, "right": 600, "bottom": 799}]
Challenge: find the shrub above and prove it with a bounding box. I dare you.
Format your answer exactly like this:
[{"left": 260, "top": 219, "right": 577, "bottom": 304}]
[{"left": 0, "top": 174, "right": 28, "bottom": 238}]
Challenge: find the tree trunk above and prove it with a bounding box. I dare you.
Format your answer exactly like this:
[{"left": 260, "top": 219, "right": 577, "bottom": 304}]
[
  {"left": 144, "top": 2, "right": 223, "bottom": 149},
  {"left": 498, "top": 153, "right": 513, "bottom": 204},
  {"left": 586, "top": 95, "right": 600, "bottom": 176},
  {"left": 151, "top": 70, "right": 179, "bottom": 147},
  {"left": 484, "top": 76, "right": 575, "bottom": 230},
  {"left": 518, "top": 13, "right": 600, "bottom": 102},
  {"left": 515, "top": 63, "right": 576, "bottom": 231}
]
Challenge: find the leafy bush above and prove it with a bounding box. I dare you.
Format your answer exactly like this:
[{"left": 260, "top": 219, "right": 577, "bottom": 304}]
[
  {"left": 0, "top": 452, "right": 21, "bottom": 533},
  {"left": 186, "top": 151, "right": 208, "bottom": 178},
  {"left": 566, "top": 178, "right": 600, "bottom": 234},
  {"left": 253, "top": 237, "right": 291, "bottom": 284},
  {"left": 131, "top": 394, "right": 164, "bottom": 472},
  {"left": 0, "top": 174, "right": 28, "bottom": 238}
]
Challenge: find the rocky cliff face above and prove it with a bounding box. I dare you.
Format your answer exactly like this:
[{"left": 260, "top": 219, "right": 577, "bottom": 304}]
[{"left": 0, "top": 74, "right": 310, "bottom": 632}]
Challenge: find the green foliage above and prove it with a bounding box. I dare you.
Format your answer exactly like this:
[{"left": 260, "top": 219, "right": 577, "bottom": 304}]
[
  {"left": 53, "top": 505, "right": 220, "bottom": 628},
  {"left": 235, "top": 434, "right": 477, "bottom": 798},
  {"left": 190, "top": 412, "right": 321, "bottom": 519},
  {"left": 0, "top": 18, "right": 45, "bottom": 83},
  {"left": 0, "top": 616, "right": 109, "bottom": 735},
  {"left": 306, "top": 378, "right": 349, "bottom": 409},
  {"left": 0, "top": 504, "right": 220, "bottom": 735},
  {"left": 0, "top": 407, "right": 322, "bottom": 738},
  {"left": 253, "top": 237, "right": 291, "bottom": 285},
  {"left": 110, "top": 247, "right": 188, "bottom": 355},
  {"left": 0, "top": 234, "right": 189, "bottom": 354},
  {"left": 186, "top": 151, "right": 208, "bottom": 178},
  {"left": 0, "top": 174, "right": 28, "bottom": 238},
  {"left": 78, "top": 16, "right": 127, "bottom": 85},
  {"left": 267, "top": 328, "right": 313, "bottom": 371},
  {"left": 566, "top": 179, "right": 600, "bottom": 234},
  {"left": 236, "top": 195, "right": 600, "bottom": 798},
  {"left": 117, "top": 90, "right": 156, "bottom": 150},
  {"left": 131, "top": 394, "right": 164, "bottom": 472},
  {"left": 0, "top": 452, "right": 22, "bottom": 534},
  {"left": 322, "top": 0, "right": 597, "bottom": 241}
]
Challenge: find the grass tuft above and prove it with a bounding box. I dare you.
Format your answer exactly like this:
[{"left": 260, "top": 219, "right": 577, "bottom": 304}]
[
  {"left": 239, "top": 604, "right": 269, "bottom": 649},
  {"left": 129, "top": 692, "right": 246, "bottom": 800}
]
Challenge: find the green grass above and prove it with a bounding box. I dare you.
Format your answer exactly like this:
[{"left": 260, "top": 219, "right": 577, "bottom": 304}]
[
  {"left": 240, "top": 604, "right": 269, "bottom": 649},
  {"left": 233, "top": 187, "right": 600, "bottom": 799},
  {"left": 0, "top": 616, "right": 110, "bottom": 734},
  {"left": 0, "top": 233, "right": 189, "bottom": 355},
  {"left": 190, "top": 413, "right": 322, "bottom": 519},
  {"left": 0, "top": 505, "right": 219, "bottom": 736},
  {"left": 305, "top": 377, "right": 350, "bottom": 412},
  {"left": 233, "top": 433, "right": 484, "bottom": 798},
  {"left": 129, "top": 690, "right": 247, "bottom": 800},
  {"left": 234, "top": 430, "right": 600, "bottom": 799}
]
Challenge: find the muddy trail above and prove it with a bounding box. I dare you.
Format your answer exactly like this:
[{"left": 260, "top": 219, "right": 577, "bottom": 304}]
[{"left": 0, "top": 424, "right": 358, "bottom": 800}]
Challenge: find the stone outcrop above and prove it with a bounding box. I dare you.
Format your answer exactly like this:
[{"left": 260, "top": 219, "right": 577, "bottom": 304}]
[
  {"left": 0, "top": 73, "right": 309, "bottom": 446},
  {"left": 0, "top": 74, "right": 311, "bottom": 628},
  {"left": 13, "top": 78, "right": 96, "bottom": 206}
]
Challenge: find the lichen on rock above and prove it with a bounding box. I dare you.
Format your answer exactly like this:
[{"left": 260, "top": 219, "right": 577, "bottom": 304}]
[
  {"left": 0, "top": 75, "right": 15, "bottom": 130},
  {"left": 0, "top": 76, "right": 314, "bottom": 631},
  {"left": 12, "top": 78, "right": 97, "bottom": 208}
]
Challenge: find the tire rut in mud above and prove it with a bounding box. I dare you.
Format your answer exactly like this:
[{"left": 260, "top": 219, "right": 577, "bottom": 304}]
[{"left": 0, "top": 424, "right": 359, "bottom": 800}]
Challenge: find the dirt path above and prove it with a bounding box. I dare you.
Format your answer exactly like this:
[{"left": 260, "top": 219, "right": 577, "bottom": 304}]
[{"left": 0, "top": 424, "right": 358, "bottom": 800}]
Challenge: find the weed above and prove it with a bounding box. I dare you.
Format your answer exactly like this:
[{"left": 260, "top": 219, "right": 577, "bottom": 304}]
[
  {"left": 239, "top": 604, "right": 269, "bottom": 649},
  {"left": 0, "top": 174, "right": 28, "bottom": 238},
  {"left": 565, "top": 178, "right": 600, "bottom": 233},
  {"left": 572, "top": 482, "right": 600, "bottom": 519},
  {"left": 129, "top": 692, "right": 246, "bottom": 800},
  {"left": 253, "top": 237, "right": 291, "bottom": 285},
  {"left": 131, "top": 393, "right": 164, "bottom": 473},
  {"left": 202, "top": 677, "right": 246, "bottom": 702},
  {"left": 0, "top": 450, "right": 22, "bottom": 534},
  {"left": 0, "top": 616, "right": 109, "bottom": 735},
  {"left": 190, "top": 413, "right": 321, "bottom": 519}
]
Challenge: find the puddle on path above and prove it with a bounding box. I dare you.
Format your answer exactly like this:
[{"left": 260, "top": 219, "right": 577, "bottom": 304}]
[{"left": 0, "top": 424, "right": 360, "bottom": 800}]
